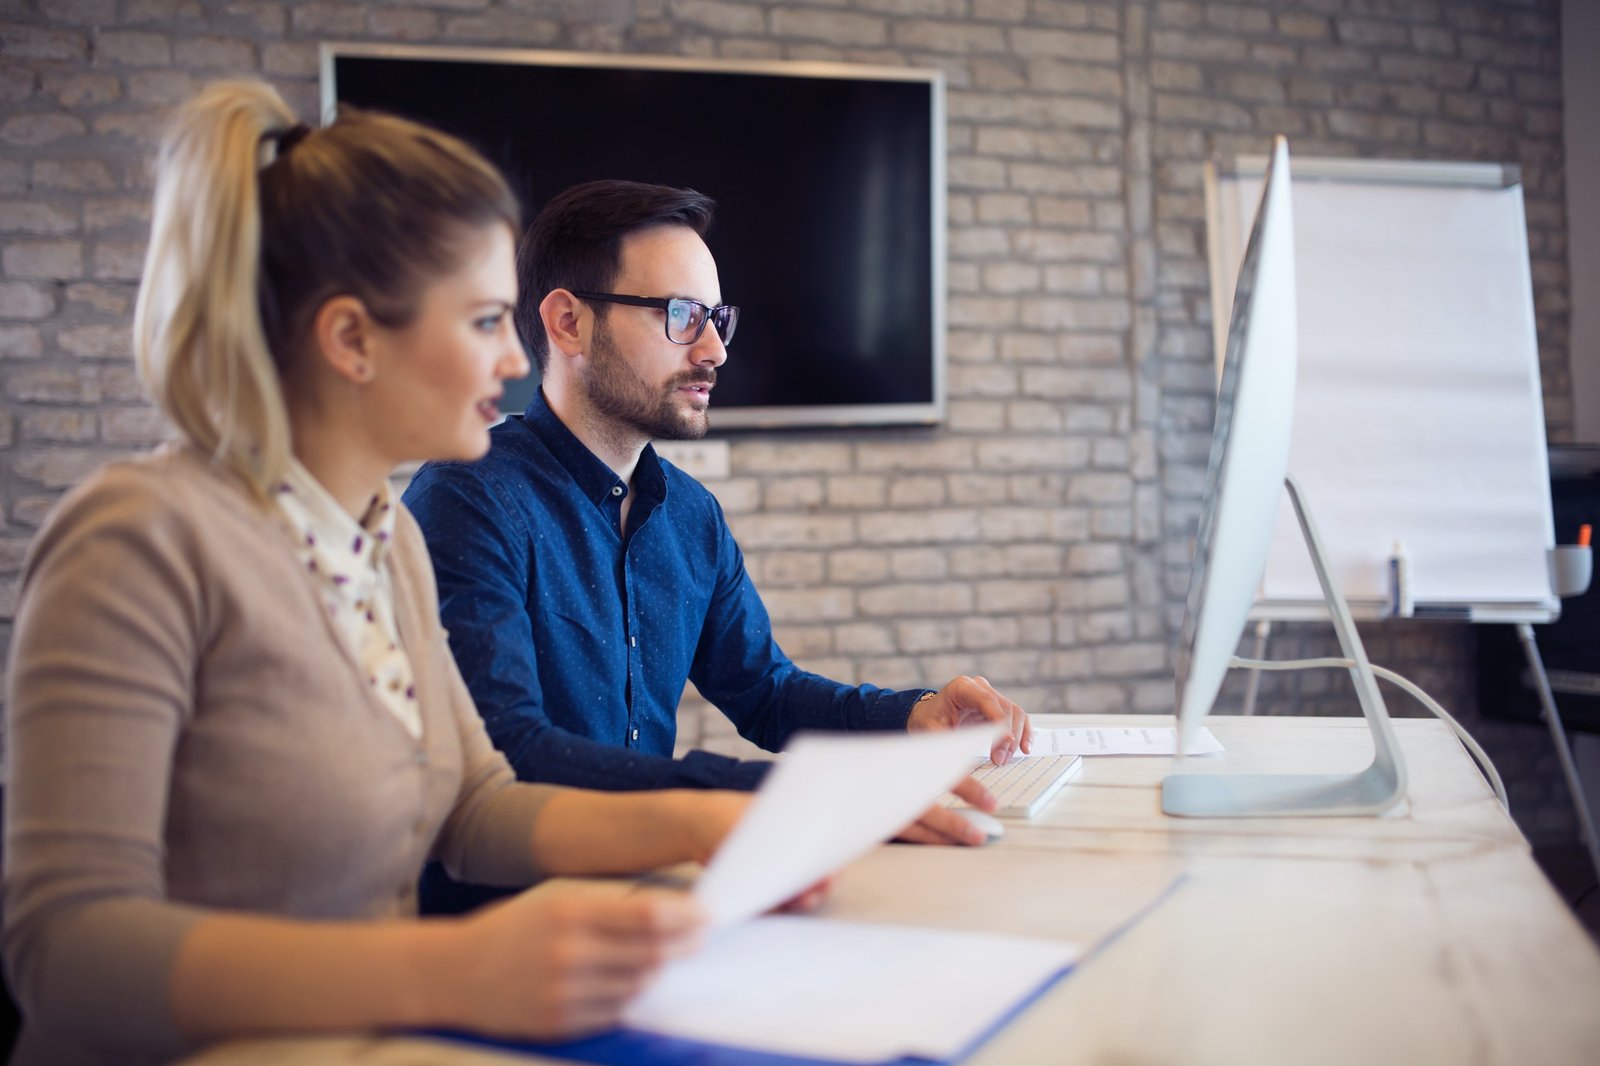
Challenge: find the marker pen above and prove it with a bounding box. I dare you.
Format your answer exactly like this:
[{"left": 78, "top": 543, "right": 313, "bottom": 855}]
[{"left": 1388, "top": 540, "right": 1413, "bottom": 618}]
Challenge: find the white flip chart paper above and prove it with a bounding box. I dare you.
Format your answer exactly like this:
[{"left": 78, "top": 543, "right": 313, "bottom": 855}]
[{"left": 1208, "top": 159, "right": 1555, "bottom": 618}]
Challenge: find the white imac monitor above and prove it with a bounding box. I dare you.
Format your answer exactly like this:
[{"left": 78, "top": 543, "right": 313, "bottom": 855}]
[{"left": 1162, "top": 137, "right": 1408, "bottom": 818}]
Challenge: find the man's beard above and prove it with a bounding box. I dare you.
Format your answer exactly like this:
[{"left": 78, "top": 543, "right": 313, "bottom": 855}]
[{"left": 583, "top": 317, "right": 715, "bottom": 441}]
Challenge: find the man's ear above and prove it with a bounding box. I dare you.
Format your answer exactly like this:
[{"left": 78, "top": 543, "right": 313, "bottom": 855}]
[
  {"left": 540, "top": 289, "right": 586, "bottom": 362},
  {"left": 311, "top": 295, "right": 378, "bottom": 384}
]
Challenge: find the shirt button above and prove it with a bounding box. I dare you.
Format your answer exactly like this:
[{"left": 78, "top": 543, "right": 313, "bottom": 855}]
[
  {"left": 630, "top": 635, "right": 637, "bottom": 648},
  {"left": 631, "top": 728, "right": 639, "bottom": 742},
  {"left": 611, "top": 485, "right": 624, "bottom": 497}
]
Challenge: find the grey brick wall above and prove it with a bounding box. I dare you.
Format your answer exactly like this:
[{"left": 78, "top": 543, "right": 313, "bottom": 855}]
[{"left": 1, "top": 0, "right": 1583, "bottom": 845}]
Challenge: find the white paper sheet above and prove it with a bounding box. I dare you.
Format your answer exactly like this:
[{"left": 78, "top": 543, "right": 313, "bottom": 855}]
[
  {"left": 993, "top": 725, "right": 1224, "bottom": 757},
  {"left": 623, "top": 915, "right": 1077, "bottom": 1064},
  {"left": 693, "top": 725, "right": 998, "bottom": 929}
]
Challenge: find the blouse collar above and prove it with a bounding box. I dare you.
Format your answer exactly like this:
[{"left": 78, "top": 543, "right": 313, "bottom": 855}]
[{"left": 275, "top": 460, "right": 397, "bottom": 578}]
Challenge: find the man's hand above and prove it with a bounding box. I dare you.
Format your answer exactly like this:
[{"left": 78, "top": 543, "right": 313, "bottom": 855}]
[
  {"left": 892, "top": 773, "right": 1000, "bottom": 847},
  {"left": 905, "top": 674, "right": 1033, "bottom": 765}
]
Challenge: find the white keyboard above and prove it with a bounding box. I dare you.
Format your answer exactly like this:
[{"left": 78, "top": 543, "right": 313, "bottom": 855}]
[{"left": 942, "top": 754, "right": 1083, "bottom": 818}]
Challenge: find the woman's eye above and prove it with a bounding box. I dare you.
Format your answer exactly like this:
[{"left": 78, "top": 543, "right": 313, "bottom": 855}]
[{"left": 474, "top": 313, "right": 504, "bottom": 333}]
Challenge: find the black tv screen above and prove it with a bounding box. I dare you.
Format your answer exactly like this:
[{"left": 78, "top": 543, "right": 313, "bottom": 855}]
[{"left": 322, "top": 45, "right": 946, "bottom": 429}]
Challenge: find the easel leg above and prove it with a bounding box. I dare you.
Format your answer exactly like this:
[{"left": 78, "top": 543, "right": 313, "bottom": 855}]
[
  {"left": 1241, "top": 619, "right": 1272, "bottom": 716},
  {"left": 1515, "top": 622, "right": 1600, "bottom": 886}
]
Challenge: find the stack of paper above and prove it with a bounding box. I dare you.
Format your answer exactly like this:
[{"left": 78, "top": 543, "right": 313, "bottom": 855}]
[
  {"left": 444, "top": 726, "right": 1179, "bottom": 1065},
  {"left": 625, "top": 916, "right": 1074, "bottom": 1063}
]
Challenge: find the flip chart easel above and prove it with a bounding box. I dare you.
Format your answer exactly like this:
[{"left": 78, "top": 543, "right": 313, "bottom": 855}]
[
  {"left": 1204, "top": 154, "right": 1598, "bottom": 878},
  {"left": 1206, "top": 155, "right": 1556, "bottom": 623}
]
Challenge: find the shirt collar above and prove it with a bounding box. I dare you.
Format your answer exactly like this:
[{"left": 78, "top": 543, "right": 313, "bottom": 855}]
[
  {"left": 522, "top": 388, "right": 665, "bottom": 510},
  {"left": 276, "top": 458, "right": 398, "bottom": 569}
]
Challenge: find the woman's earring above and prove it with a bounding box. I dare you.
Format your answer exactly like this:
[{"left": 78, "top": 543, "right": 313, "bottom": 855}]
[{"left": 353, "top": 363, "right": 373, "bottom": 382}]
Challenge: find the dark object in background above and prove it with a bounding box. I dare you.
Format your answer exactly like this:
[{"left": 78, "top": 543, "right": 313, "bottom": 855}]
[
  {"left": 329, "top": 48, "right": 942, "bottom": 430},
  {"left": 1477, "top": 444, "right": 1600, "bottom": 734}
]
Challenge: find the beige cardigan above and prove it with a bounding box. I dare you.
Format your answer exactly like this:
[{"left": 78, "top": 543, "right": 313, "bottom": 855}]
[{"left": 2, "top": 445, "right": 556, "bottom": 1065}]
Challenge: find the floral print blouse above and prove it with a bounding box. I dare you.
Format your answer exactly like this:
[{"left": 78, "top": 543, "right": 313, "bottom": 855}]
[{"left": 275, "top": 461, "right": 420, "bottom": 738}]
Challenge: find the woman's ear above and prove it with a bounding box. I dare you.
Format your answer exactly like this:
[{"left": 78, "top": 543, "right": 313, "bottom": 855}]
[
  {"left": 311, "top": 295, "right": 378, "bottom": 384},
  {"left": 540, "top": 289, "right": 586, "bottom": 363}
]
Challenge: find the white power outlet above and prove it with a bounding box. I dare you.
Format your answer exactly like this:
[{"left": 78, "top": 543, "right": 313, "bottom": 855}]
[{"left": 654, "top": 439, "right": 731, "bottom": 480}]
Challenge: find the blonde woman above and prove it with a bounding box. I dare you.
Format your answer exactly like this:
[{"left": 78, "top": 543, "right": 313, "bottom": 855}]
[{"left": 1, "top": 81, "right": 749, "bottom": 1066}]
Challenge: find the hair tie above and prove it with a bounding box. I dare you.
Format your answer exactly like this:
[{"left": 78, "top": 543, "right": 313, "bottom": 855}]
[{"left": 265, "top": 123, "right": 312, "bottom": 163}]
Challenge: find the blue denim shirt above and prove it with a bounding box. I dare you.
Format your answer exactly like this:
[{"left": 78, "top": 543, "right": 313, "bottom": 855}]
[{"left": 403, "top": 390, "right": 922, "bottom": 795}]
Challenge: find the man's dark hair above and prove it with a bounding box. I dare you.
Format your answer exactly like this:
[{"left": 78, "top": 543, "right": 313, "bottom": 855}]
[{"left": 515, "top": 179, "right": 716, "bottom": 374}]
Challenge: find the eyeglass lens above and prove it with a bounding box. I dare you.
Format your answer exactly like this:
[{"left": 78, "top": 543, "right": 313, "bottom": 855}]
[{"left": 666, "top": 299, "right": 739, "bottom": 346}]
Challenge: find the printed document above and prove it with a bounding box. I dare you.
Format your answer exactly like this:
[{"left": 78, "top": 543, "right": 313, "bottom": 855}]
[
  {"left": 693, "top": 725, "right": 997, "bottom": 928},
  {"left": 994, "top": 725, "right": 1224, "bottom": 758}
]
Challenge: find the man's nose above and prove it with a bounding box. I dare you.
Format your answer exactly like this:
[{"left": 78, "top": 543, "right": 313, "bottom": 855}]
[{"left": 691, "top": 325, "right": 727, "bottom": 368}]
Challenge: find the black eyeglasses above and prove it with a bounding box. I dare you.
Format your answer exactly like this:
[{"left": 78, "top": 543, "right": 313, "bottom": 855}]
[{"left": 572, "top": 291, "right": 739, "bottom": 347}]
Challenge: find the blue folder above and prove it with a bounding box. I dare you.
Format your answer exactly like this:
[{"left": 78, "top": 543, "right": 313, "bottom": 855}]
[{"left": 431, "top": 954, "right": 1070, "bottom": 1066}]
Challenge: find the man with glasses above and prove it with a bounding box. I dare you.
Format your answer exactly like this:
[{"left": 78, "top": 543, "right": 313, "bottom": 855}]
[{"left": 405, "top": 180, "right": 1032, "bottom": 909}]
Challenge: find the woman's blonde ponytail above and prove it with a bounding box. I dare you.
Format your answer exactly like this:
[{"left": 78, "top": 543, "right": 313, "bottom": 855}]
[
  {"left": 134, "top": 80, "right": 295, "bottom": 498},
  {"left": 134, "top": 80, "right": 518, "bottom": 497}
]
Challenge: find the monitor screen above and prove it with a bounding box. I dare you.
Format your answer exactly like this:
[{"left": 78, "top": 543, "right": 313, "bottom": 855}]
[
  {"left": 1165, "top": 139, "right": 1409, "bottom": 818},
  {"left": 1174, "top": 136, "right": 1298, "bottom": 750},
  {"left": 322, "top": 45, "right": 945, "bottom": 430}
]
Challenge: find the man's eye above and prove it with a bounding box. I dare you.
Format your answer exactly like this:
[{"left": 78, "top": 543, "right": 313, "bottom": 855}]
[{"left": 667, "top": 302, "right": 695, "bottom": 328}]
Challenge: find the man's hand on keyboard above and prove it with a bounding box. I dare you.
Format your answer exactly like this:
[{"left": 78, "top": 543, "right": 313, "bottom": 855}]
[
  {"left": 893, "top": 774, "right": 999, "bottom": 847},
  {"left": 906, "top": 674, "right": 1034, "bottom": 765}
]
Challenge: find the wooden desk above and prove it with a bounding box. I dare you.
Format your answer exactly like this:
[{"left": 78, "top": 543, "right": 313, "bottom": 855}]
[{"left": 182, "top": 715, "right": 1600, "bottom": 1066}]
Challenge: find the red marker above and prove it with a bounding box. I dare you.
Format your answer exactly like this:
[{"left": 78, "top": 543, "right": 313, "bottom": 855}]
[{"left": 1579, "top": 524, "right": 1593, "bottom": 548}]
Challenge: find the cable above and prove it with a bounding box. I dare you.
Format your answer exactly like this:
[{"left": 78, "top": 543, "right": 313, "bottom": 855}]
[{"left": 1231, "top": 655, "right": 1510, "bottom": 813}]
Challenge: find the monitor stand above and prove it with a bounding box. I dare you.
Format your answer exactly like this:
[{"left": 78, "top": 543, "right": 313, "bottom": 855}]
[{"left": 1163, "top": 473, "right": 1409, "bottom": 817}]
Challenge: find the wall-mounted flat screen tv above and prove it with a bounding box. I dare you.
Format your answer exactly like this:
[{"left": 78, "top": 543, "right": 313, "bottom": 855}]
[{"left": 322, "top": 44, "right": 946, "bottom": 430}]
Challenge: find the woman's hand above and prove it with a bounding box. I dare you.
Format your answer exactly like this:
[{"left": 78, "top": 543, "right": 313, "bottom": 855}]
[
  {"left": 441, "top": 886, "right": 704, "bottom": 1040},
  {"left": 440, "top": 788, "right": 747, "bottom": 1041}
]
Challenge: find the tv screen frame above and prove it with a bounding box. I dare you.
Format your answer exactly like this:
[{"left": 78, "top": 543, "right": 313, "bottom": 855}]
[{"left": 319, "top": 43, "right": 947, "bottom": 431}]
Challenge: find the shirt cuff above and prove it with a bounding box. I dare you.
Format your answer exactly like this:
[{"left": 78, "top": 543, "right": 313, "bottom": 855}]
[{"left": 862, "top": 688, "right": 934, "bottom": 733}]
